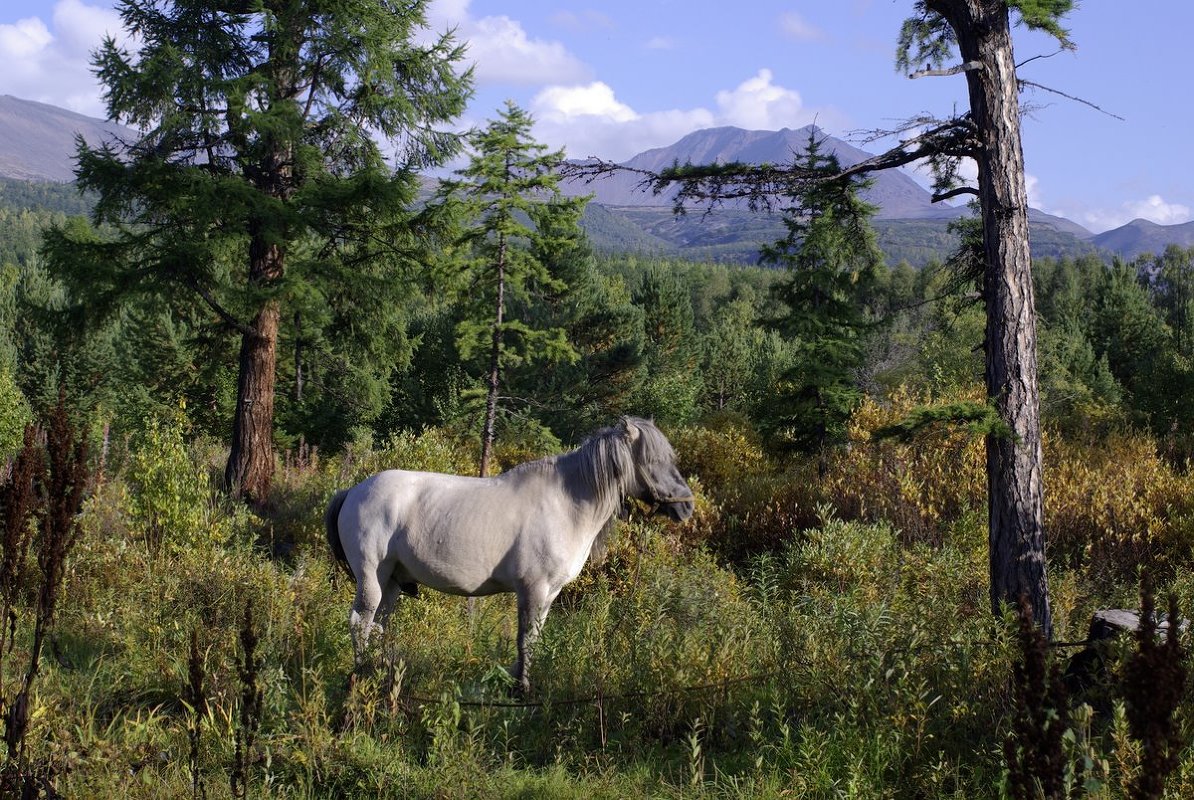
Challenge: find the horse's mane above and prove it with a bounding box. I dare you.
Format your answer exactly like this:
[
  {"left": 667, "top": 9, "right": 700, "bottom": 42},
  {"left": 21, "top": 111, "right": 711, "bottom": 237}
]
[
  {"left": 570, "top": 416, "right": 676, "bottom": 511},
  {"left": 498, "top": 417, "right": 676, "bottom": 566},
  {"left": 502, "top": 417, "right": 675, "bottom": 516},
  {"left": 504, "top": 417, "right": 670, "bottom": 509}
]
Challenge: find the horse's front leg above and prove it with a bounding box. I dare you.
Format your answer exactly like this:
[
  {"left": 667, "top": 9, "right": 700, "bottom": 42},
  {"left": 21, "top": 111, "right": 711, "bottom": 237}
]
[{"left": 512, "top": 583, "right": 558, "bottom": 697}]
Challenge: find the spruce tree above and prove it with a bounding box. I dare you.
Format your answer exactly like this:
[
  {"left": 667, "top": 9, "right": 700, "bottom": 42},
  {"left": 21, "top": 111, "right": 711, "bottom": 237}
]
[
  {"left": 761, "top": 133, "right": 883, "bottom": 456},
  {"left": 43, "top": 0, "right": 470, "bottom": 501}
]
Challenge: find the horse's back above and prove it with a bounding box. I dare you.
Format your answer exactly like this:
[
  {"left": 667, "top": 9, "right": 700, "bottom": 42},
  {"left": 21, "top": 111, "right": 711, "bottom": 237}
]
[
  {"left": 340, "top": 468, "right": 465, "bottom": 546},
  {"left": 339, "top": 469, "right": 523, "bottom": 595}
]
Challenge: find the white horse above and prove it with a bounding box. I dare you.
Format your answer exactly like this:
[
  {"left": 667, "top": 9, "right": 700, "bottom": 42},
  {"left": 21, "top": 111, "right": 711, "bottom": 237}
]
[{"left": 325, "top": 416, "right": 694, "bottom": 695}]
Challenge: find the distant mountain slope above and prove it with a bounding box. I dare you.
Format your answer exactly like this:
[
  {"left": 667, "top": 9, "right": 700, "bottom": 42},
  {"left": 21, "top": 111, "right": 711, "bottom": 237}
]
[
  {"left": 2, "top": 97, "right": 1192, "bottom": 264},
  {"left": 563, "top": 125, "right": 956, "bottom": 220},
  {"left": 0, "top": 176, "right": 92, "bottom": 217},
  {"left": 580, "top": 204, "right": 1098, "bottom": 267},
  {"left": 564, "top": 125, "right": 1116, "bottom": 265},
  {"left": 1091, "top": 218, "right": 1194, "bottom": 259},
  {"left": 0, "top": 95, "right": 131, "bottom": 183}
]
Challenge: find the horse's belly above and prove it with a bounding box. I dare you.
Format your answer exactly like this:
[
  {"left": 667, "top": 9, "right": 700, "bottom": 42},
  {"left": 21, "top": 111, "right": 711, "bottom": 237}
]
[
  {"left": 423, "top": 576, "right": 508, "bottom": 598},
  {"left": 395, "top": 543, "right": 513, "bottom": 597}
]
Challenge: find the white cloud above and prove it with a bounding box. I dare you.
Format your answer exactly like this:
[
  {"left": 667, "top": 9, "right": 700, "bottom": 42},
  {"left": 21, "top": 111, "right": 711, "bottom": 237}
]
[
  {"left": 715, "top": 69, "right": 805, "bottom": 131},
  {"left": 1024, "top": 172, "right": 1043, "bottom": 209},
  {"left": 1076, "top": 195, "right": 1193, "bottom": 233},
  {"left": 0, "top": 0, "right": 124, "bottom": 117},
  {"left": 644, "top": 35, "right": 675, "bottom": 51},
  {"left": 1125, "top": 195, "right": 1191, "bottom": 225},
  {"left": 529, "top": 69, "right": 832, "bottom": 161},
  {"left": 533, "top": 82, "right": 638, "bottom": 123},
  {"left": 779, "top": 11, "right": 825, "bottom": 42},
  {"left": 0, "top": 17, "right": 52, "bottom": 59},
  {"left": 426, "top": 0, "right": 590, "bottom": 87}
]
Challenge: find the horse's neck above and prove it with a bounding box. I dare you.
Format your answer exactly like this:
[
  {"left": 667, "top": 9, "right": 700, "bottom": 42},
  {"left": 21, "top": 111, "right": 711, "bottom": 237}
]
[{"left": 556, "top": 447, "right": 624, "bottom": 535}]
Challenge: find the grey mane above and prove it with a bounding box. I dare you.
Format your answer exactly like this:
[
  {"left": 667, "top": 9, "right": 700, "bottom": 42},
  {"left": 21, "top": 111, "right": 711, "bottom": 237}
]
[{"left": 500, "top": 417, "right": 675, "bottom": 566}]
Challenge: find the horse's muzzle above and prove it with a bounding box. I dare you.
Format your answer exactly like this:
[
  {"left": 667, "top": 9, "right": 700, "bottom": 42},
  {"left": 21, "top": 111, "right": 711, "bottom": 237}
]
[{"left": 658, "top": 498, "right": 695, "bottom": 523}]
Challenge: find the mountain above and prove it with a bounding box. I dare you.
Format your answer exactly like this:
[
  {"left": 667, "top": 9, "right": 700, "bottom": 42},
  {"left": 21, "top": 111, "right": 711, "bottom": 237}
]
[
  {"left": 0, "top": 95, "right": 132, "bottom": 183},
  {"left": 566, "top": 125, "right": 1103, "bottom": 265},
  {"left": 1091, "top": 218, "right": 1194, "bottom": 259},
  {"left": 1, "top": 97, "right": 1191, "bottom": 264},
  {"left": 564, "top": 125, "right": 956, "bottom": 220}
]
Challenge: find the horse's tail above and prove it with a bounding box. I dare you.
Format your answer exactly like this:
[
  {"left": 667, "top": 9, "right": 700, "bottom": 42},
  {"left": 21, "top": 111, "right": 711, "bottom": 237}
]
[{"left": 324, "top": 488, "right": 355, "bottom": 582}]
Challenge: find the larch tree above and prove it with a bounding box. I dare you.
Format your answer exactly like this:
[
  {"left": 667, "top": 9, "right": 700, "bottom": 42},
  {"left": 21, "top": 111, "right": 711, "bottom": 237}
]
[
  {"left": 567, "top": 0, "right": 1075, "bottom": 637},
  {"left": 43, "top": 0, "right": 471, "bottom": 502},
  {"left": 437, "top": 102, "right": 586, "bottom": 476},
  {"left": 897, "top": 0, "right": 1074, "bottom": 638}
]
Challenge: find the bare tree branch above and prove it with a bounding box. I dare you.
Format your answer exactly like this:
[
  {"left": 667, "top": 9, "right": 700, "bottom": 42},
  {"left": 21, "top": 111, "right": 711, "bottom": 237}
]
[
  {"left": 1018, "top": 79, "right": 1125, "bottom": 121},
  {"left": 562, "top": 116, "right": 980, "bottom": 217},
  {"left": 186, "top": 280, "right": 258, "bottom": 339},
  {"left": 933, "top": 186, "right": 979, "bottom": 203},
  {"left": 908, "top": 60, "right": 984, "bottom": 79},
  {"left": 1016, "top": 48, "right": 1066, "bottom": 69}
]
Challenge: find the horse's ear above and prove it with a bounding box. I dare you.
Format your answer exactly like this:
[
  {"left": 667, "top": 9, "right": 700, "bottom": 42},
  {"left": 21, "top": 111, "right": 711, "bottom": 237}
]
[{"left": 620, "top": 416, "right": 640, "bottom": 444}]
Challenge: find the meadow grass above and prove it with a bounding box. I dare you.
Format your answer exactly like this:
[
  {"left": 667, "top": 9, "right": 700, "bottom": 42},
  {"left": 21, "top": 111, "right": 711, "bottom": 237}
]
[{"left": 0, "top": 418, "right": 1191, "bottom": 797}]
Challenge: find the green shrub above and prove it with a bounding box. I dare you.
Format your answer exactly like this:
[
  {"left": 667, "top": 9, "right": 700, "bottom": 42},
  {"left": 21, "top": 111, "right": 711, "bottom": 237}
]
[
  {"left": 0, "top": 364, "right": 31, "bottom": 459},
  {"left": 123, "top": 405, "right": 239, "bottom": 550},
  {"left": 17, "top": 413, "right": 1194, "bottom": 798}
]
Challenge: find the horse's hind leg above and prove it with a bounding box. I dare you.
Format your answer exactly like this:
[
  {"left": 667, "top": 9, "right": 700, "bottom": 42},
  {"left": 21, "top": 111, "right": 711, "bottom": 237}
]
[
  {"left": 349, "top": 570, "right": 385, "bottom": 667},
  {"left": 375, "top": 577, "right": 409, "bottom": 631}
]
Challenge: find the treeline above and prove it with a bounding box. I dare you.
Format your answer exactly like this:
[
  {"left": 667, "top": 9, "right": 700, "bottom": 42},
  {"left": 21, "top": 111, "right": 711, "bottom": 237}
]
[{"left": 3, "top": 180, "right": 1194, "bottom": 464}]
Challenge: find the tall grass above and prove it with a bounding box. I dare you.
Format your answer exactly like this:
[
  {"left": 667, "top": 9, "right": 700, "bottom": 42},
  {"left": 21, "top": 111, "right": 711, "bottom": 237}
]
[{"left": 0, "top": 409, "right": 1189, "bottom": 797}]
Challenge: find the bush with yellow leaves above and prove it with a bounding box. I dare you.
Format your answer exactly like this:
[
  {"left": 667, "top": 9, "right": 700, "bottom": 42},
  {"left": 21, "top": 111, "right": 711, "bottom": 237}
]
[
  {"left": 1046, "top": 432, "right": 1194, "bottom": 576},
  {"left": 667, "top": 424, "right": 821, "bottom": 558},
  {"left": 825, "top": 385, "right": 988, "bottom": 547},
  {"left": 821, "top": 384, "right": 1194, "bottom": 576}
]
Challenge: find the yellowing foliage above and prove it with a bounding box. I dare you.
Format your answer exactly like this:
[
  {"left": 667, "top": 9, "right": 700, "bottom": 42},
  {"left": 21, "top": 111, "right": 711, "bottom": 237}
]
[
  {"left": 825, "top": 386, "right": 987, "bottom": 546},
  {"left": 1046, "top": 432, "right": 1194, "bottom": 574}
]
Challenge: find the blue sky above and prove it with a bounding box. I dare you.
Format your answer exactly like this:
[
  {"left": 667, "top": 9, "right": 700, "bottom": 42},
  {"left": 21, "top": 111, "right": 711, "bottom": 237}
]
[{"left": 1, "top": 0, "right": 1190, "bottom": 233}]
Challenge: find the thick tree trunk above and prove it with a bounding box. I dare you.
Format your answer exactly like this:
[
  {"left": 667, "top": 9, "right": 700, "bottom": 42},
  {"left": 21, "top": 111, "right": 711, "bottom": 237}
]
[
  {"left": 226, "top": 300, "right": 280, "bottom": 502},
  {"left": 933, "top": 0, "right": 1052, "bottom": 637},
  {"left": 225, "top": 235, "right": 284, "bottom": 502}
]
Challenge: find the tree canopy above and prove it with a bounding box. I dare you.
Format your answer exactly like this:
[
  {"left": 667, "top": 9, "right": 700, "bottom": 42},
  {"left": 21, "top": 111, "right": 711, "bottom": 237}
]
[{"left": 43, "top": 0, "right": 471, "bottom": 499}]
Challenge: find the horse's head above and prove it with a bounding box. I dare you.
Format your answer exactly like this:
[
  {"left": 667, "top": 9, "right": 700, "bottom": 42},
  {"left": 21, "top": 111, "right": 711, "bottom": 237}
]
[{"left": 620, "top": 416, "right": 694, "bottom": 523}]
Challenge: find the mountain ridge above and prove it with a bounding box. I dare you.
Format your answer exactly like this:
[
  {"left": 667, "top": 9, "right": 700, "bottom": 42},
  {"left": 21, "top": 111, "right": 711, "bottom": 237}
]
[
  {"left": 1, "top": 95, "right": 1191, "bottom": 263},
  {"left": 561, "top": 124, "right": 1102, "bottom": 264},
  {"left": 1091, "top": 217, "right": 1194, "bottom": 259}
]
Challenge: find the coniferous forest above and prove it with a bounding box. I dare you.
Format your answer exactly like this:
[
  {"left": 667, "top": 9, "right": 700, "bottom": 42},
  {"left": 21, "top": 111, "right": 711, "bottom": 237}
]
[{"left": 2, "top": 2, "right": 1194, "bottom": 797}]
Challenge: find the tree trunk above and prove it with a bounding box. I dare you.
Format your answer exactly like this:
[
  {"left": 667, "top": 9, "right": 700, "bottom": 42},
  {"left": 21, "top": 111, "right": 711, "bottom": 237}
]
[
  {"left": 294, "top": 310, "right": 303, "bottom": 404},
  {"left": 223, "top": 26, "right": 299, "bottom": 503},
  {"left": 225, "top": 235, "right": 284, "bottom": 503},
  {"left": 479, "top": 232, "right": 508, "bottom": 478},
  {"left": 933, "top": 0, "right": 1052, "bottom": 637}
]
